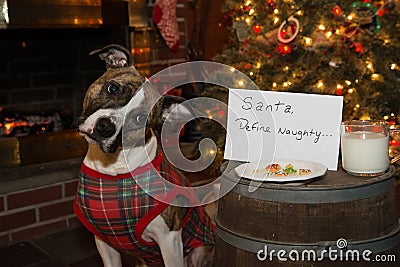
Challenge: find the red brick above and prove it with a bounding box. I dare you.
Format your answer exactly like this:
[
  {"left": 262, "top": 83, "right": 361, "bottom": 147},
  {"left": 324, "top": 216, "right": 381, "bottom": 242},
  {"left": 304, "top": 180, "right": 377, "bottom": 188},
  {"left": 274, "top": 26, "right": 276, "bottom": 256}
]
[
  {"left": 8, "top": 185, "right": 62, "bottom": 210},
  {"left": 64, "top": 180, "right": 78, "bottom": 197},
  {"left": 39, "top": 200, "right": 74, "bottom": 221},
  {"left": 0, "top": 209, "right": 36, "bottom": 232},
  {"left": 0, "top": 196, "right": 4, "bottom": 212},
  {"left": 11, "top": 220, "right": 67, "bottom": 242}
]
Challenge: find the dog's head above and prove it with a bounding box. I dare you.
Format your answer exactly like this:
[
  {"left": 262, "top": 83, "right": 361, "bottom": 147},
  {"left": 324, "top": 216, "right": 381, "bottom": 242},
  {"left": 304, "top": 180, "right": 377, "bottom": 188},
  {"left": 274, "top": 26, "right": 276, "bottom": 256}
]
[{"left": 77, "top": 44, "right": 186, "bottom": 153}]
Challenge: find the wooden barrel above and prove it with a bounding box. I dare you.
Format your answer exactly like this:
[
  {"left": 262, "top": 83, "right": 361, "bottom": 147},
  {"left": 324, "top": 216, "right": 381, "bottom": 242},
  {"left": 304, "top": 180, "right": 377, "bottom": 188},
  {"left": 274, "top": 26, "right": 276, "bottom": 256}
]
[{"left": 215, "top": 161, "right": 400, "bottom": 266}]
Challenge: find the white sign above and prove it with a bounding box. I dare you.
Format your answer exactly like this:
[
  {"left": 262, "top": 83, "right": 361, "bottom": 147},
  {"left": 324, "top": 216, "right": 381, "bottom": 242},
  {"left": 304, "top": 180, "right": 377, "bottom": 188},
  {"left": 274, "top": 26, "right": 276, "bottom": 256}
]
[{"left": 224, "top": 89, "right": 343, "bottom": 170}]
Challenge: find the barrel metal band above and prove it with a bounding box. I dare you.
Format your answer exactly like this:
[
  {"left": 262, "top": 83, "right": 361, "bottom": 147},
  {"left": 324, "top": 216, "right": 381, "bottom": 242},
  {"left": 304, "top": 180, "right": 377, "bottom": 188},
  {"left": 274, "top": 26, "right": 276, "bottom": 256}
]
[
  {"left": 223, "top": 176, "right": 394, "bottom": 204},
  {"left": 216, "top": 218, "right": 400, "bottom": 256}
]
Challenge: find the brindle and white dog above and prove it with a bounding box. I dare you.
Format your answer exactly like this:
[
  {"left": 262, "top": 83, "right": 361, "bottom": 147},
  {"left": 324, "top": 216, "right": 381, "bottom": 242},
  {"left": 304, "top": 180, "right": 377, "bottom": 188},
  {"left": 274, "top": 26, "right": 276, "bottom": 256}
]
[{"left": 74, "top": 44, "right": 215, "bottom": 267}]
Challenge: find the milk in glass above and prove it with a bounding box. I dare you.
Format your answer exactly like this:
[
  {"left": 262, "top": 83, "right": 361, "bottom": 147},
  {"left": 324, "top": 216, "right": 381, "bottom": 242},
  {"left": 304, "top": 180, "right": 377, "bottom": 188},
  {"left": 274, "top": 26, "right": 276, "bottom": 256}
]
[{"left": 341, "top": 132, "right": 389, "bottom": 174}]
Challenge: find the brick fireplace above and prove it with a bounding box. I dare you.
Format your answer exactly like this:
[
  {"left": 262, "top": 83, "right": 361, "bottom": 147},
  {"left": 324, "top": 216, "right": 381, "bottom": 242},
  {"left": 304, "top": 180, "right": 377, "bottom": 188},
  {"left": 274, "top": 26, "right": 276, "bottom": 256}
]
[{"left": 0, "top": 28, "right": 114, "bottom": 129}]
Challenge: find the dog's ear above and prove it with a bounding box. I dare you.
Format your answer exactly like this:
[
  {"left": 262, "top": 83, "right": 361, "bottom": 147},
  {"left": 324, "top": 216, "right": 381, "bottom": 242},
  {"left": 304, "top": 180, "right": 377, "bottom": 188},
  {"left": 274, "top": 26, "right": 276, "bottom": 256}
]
[
  {"left": 89, "top": 44, "right": 133, "bottom": 68},
  {"left": 160, "top": 96, "right": 194, "bottom": 122},
  {"left": 150, "top": 95, "right": 198, "bottom": 129}
]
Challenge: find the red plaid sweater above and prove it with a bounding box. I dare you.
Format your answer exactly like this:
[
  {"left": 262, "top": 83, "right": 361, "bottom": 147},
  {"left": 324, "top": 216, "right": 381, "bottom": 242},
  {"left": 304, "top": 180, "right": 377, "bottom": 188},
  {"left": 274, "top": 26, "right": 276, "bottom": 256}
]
[{"left": 74, "top": 153, "right": 215, "bottom": 265}]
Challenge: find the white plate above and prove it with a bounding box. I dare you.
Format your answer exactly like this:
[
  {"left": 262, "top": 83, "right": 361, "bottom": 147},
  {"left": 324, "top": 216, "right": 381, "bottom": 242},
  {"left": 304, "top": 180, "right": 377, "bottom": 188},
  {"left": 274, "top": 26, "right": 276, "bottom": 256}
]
[{"left": 235, "top": 160, "right": 328, "bottom": 182}]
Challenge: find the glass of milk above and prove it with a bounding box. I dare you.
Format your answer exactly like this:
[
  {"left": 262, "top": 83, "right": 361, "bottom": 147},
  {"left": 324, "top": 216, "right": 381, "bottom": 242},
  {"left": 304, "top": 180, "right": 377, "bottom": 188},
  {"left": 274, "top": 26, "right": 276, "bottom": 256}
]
[{"left": 341, "top": 120, "right": 390, "bottom": 176}]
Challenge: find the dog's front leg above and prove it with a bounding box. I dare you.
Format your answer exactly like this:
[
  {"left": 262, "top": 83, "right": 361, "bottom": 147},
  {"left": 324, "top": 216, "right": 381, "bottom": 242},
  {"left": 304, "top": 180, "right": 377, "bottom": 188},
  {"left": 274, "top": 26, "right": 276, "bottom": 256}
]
[
  {"left": 143, "top": 215, "right": 184, "bottom": 267},
  {"left": 95, "top": 235, "right": 122, "bottom": 267}
]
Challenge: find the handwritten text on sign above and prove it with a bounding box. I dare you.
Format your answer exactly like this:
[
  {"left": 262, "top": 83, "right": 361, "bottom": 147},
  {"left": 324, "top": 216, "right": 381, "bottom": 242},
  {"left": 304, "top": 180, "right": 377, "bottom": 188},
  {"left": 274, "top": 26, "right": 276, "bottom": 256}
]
[{"left": 224, "top": 89, "right": 343, "bottom": 170}]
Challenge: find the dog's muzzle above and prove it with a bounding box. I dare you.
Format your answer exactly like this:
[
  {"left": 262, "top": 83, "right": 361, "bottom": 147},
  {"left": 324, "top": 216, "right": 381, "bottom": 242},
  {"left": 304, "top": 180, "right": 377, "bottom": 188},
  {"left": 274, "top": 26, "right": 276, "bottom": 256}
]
[{"left": 78, "top": 117, "right": 117, "bottom": 146}]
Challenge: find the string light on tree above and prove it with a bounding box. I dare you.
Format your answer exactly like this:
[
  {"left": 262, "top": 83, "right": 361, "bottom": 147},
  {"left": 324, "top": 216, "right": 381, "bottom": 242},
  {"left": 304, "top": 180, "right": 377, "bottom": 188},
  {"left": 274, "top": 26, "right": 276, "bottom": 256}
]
[
  {"left": 253, "top": 23, "right": 261, "bottom": 33},
  {"left": 333, "top": 5, "right": 342, "bottom": 16}
]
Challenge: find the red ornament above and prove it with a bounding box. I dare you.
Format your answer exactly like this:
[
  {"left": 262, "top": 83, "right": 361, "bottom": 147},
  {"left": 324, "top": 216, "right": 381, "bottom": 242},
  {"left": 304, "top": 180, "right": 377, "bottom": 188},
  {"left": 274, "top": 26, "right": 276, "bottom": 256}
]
[
  {"left": 355, "top": 43, "right": 363, "bottom": 53},
  {"left": 245, "top": 63, "right": 251, "bottom": 69},
  {"left": 333, "top": 5, "right": 342, "bottom": 16},
  {"left": 278, "top": 44, "right": 291, "bottom": 54},
  {"left": 253, "top": 24, "right": 261, "bottom": 34},
  {"left": 280, "top": 28, "right": 287, "bottom": 38},
  {"left": 390, "top": 139, "right": 399, "bottom": 147},
  {"left": 336, "top": 88, "right": 342, "bottom": 95}
]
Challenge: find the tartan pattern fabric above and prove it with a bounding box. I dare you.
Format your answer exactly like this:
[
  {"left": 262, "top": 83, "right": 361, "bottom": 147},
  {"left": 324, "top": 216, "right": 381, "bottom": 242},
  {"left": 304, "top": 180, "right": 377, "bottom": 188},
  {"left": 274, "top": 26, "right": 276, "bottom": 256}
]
[{"left": 74, "top": 153, "right": 215, "bottom": 265}]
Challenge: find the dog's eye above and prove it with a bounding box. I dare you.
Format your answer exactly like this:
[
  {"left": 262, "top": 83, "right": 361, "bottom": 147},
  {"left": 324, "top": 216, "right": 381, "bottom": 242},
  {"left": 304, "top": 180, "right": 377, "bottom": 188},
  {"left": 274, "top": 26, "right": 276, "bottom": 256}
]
[
  {"left": 136, "top": 115, "right": 145, "bottom": 124},
  {"left": 107, "top": 84, "right": 119, "bottom": 95}
]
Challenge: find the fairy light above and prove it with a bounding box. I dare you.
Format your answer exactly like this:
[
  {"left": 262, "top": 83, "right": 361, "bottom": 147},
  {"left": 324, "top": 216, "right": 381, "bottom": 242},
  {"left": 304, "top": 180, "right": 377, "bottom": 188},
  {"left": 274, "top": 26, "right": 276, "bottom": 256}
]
[
  {"left": 256, "top": 62, "right": 261, "bottom": 68},
  {"left": 335, "top": 29, "right": 340, "bottom": 35},
  {"left": 245, "top": 18, "right": 251, "bottom": 24},
  {"left": 355, "top": 79, "right": 359, "bottom": 83},
  {"left": 360, "top": 114, "right": 370, "bottom": 120},
  {"left": 283, "top": 81, "right": 292, "bottom": 87},
  {"left": 355, "top": 104, "right": 360, "bottom": 108},
  {"left": 274, "top": 9, "right": 279, "bottom": 14},
  {"left": 318, "top": 24, "right": 326, "bottom": 31},
  {"left": 249, "top": 9, "right": 255, "bottom": 15},
  {"left": 238, "top": 80, "right": 245, "bottom": 87},
  {"left": 249, "top": 72, "right": 254, "bottom": 76},
  {"left": 284, "top": 66, "right": 289, "bottom": 71},
  {"left": 371, "top": 73, "right": 383, "bottom": 81},
  {"left": 304, "top": 37, "right": 312, "bottom": 46},
  {"left": 391, "top": 63, "right": 397, "bottom": 70},
  {"left": 297, "top": 10, "right": 303, "bottom": 16},
  {"left": 333, "top": 5, "right": 341, "bottom": 16},
  {"left": 345, "top": 80, "right": 352, "bottom": 86},
  {"left": 348, "top": 88, "right": 354, "bottom": 94},
  {"left": 366, "top": 61, "right": 373, "bottom": 70},
  {"left": 273, "top": 17, "right": 280, "bottom": 24},
  {"left": 230, "top": 67, "right": 236, "bottom": 72},
  {"left": 317, "top": 80, "right": 324, "bottom": 88},
  {"left": 337, "top": 84, "right": 344, "bottom": 90},
  {"left": 245, "top": 0, "right": 252, "bottom": 6},
  {"left": 347, "top": 15, "right": 353, "bottom": 20},
  {"left": 272, "top": 82, "right": 277, "bottom": 88},
  {"left": 384, "top": 115, "right": 389, "bottom": 120},
  {"left": 325, "top": 31, "right": 333, "bottom": 38}
]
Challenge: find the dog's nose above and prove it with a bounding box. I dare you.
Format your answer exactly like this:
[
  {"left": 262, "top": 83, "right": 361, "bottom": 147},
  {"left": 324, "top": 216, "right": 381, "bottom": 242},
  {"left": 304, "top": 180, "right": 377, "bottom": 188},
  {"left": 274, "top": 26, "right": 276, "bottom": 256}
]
[{"left": 94, "top": 117, "right": 116, "bottom": 138}]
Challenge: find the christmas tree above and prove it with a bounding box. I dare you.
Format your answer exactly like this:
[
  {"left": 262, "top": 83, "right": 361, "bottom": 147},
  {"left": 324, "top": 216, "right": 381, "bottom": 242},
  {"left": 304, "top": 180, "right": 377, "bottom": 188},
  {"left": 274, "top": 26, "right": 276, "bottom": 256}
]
[
  {"left": 199, "top": 0, "right": 400, "bottom": 173},
  {"left": 208, "top": 0, "right": 400, "bottom": 119}
]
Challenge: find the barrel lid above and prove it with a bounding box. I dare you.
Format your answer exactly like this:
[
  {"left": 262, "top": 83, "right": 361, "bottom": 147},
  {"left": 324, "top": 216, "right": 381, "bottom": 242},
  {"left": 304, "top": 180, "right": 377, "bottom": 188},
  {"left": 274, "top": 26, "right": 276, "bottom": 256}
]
[{"left": 220, "top": 161, "right": 396, "bottom": 203}]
